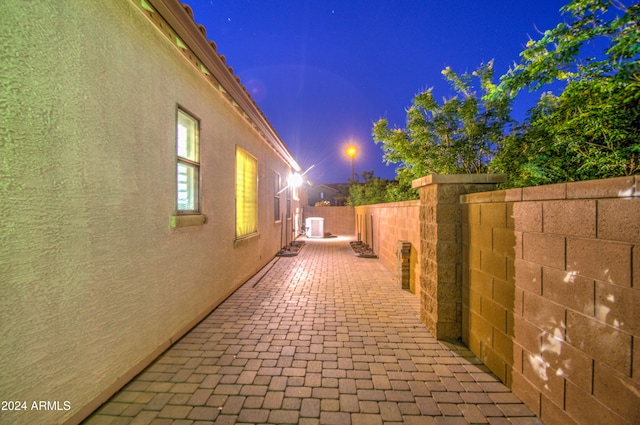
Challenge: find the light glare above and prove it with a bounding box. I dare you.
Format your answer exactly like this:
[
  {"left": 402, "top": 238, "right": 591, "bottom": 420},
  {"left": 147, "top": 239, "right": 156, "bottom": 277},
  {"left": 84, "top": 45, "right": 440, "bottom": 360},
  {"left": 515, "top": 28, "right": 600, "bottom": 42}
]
[{"left": 288, "top": 173, "right": 303, "bottom": 188}]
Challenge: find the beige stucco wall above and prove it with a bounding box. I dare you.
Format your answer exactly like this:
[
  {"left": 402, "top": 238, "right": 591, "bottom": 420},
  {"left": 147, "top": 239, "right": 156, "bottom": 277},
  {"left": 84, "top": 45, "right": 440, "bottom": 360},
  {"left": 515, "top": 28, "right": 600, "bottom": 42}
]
[
  {"left": 0, "top": 2, "right": 299, "bottom": 424},
  {"left": 461, "top": 176, "right": 640, "bottom": 425}
]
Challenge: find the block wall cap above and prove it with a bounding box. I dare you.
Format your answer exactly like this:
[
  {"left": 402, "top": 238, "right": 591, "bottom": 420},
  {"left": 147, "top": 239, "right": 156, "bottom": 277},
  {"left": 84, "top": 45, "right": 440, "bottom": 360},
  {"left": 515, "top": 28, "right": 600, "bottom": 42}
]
[
  {"left": 567, "top": 176, "right": 636, "bottom": 199},
  {"left": 462, "top": 188, "right": 523, "bottom": 204},
  {"left": 412, "top": 174, "right": 507, "bottom": 188},
  {"left": 355, "top": 200, "right": 421, "bottom": 210}
]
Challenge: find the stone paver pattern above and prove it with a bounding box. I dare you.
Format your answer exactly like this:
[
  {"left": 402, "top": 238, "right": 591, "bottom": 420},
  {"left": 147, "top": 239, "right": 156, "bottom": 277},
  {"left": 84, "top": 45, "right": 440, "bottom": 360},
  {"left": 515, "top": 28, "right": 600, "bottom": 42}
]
[{"left": 84, "top": 236, "right": 542, "bottom": 425}]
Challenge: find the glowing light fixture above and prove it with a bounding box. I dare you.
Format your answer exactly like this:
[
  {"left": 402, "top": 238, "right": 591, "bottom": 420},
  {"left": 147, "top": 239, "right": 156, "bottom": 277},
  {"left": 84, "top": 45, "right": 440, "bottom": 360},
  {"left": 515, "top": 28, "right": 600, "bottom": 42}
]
[
  {"left": 288, "top": 172, "right": 303, "bottom": 188},
  {"left": 278, "top": 164, "right": 315, "bottom": 195}
]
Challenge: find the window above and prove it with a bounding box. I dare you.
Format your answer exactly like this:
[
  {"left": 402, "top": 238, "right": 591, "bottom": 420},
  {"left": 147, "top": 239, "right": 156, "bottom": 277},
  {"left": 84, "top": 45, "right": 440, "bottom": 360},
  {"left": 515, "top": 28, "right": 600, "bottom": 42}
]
[
  {"left": 176, "top": 109, "right": 200, "bottom": 213},
  {"left": 274, "top": 171, "right": 281, "bottom": 221},
  {"left": 236, "top": 146, "right": 258, "bottom": 238}
]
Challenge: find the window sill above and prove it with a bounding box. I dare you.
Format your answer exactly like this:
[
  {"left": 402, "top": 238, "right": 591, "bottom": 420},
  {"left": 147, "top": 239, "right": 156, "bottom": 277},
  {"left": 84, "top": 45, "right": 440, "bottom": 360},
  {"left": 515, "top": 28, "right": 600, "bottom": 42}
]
[
  {"left": 234, "top": 232, "right": 260, "bottom": 247},
  {"left": 170, "top": 214, "right": 207, "bottom": 228}
]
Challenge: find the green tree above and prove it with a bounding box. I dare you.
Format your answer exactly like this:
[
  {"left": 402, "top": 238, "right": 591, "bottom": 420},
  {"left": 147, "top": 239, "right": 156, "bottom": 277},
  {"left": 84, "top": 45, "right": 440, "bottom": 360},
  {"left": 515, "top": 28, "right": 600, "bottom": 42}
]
[
  {"left": 382, "top": 170, "right": 419, "bottom": 203},
  {"left": 346, "top": 170, "right": 418, "bottom": 206},
  {"left": 347, "top": 171, "right": 389, "bottom": 206},
  {"left": 493, "top": 0, "right": 640, "bottom": 96},
  {"left": 493, "top": 77, "right": 640, "bottom": 186},
  {"left": 373, "top": 62, "right": 512, "bottom": 181},
  {"left": 490, "top": 0, "right": 640, "bottom": 186}
]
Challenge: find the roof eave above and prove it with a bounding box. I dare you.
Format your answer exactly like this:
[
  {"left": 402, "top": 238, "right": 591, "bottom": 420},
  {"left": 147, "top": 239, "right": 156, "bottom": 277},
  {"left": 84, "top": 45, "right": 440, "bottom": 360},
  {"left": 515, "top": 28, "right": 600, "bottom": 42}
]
[{"left": 145, "top": 0, "right": 301, "bottom": 172}]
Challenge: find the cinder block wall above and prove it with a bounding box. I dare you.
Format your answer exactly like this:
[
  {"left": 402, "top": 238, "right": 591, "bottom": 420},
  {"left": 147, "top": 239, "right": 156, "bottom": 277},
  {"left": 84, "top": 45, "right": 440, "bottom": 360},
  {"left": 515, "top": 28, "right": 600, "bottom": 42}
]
[
  {"left": 461, "top": 176, "right": 640, "bottom": 425},
  {"left": 461, "top": 190, "right": 517, "bottom": 384},
  {"left": 355, "top": 201, "right": 421, "bottom": 295},
  {"left": 303, "top": 206, "right": 355, "bottom": 236}
]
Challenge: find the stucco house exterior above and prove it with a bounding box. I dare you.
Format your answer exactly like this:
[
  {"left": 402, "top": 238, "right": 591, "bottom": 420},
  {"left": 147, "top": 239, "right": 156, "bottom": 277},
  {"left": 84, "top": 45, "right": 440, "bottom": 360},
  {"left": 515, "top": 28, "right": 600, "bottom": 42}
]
[{"left": 0, "top": 1, "right": 305, "bottom": 424}]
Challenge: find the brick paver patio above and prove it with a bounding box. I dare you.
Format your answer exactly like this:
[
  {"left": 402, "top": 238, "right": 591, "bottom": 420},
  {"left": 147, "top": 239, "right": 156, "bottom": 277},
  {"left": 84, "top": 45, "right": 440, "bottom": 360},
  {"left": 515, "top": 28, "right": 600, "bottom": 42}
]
[{"left": 84, "top": 236, "right": 542, "bottom": 425}]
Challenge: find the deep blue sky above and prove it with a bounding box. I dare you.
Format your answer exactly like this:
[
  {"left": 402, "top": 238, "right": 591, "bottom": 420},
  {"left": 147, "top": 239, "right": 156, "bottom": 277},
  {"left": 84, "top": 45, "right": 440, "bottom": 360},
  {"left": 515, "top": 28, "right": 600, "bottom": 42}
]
[{"left": 185, "top": 0, "right": 569, "bottom": 182}]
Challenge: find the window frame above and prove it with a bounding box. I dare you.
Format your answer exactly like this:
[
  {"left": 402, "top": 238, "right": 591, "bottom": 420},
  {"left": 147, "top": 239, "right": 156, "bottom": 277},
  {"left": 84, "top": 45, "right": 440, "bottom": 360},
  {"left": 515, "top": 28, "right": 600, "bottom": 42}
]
[
  {"left": 274, "top": 171, "right": 282, "bottom": 222},
  {"left": 176, "top": 107, "right": 201, "bottom": 215}
]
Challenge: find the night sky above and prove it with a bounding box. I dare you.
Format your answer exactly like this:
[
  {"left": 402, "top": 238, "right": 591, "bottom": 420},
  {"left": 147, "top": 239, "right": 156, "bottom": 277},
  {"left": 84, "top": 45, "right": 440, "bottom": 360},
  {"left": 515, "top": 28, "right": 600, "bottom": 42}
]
[{"left": 184, "top": 0, "right": 570, "bottom": 183}]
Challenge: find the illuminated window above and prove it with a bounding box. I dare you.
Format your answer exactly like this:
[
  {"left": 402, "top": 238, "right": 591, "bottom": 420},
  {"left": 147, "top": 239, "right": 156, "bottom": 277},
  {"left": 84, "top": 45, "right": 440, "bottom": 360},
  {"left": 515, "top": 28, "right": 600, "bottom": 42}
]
[
  {"left": 176, "top": 109, "right": 199, "bottom": 213},
  {"left": 236, "top": 147, "right": 258, "bottom": 238},
  {"left": 274, "top": 171, "right": 281, "bottom": 221}
]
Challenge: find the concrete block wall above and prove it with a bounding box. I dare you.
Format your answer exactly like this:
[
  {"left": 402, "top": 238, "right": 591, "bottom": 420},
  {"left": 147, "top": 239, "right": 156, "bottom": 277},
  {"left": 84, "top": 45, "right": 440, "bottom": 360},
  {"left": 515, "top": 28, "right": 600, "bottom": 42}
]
[
  {"left": 355, "top": 201, "right": 421, "bottom": 295},
  {"left": 461, "top": 176, "right": 640, "bottom": 425},
  {"left": 303, "top": 206, "right": 355, "bottom": 237},
  {"left": 461, "top": 191, "right": 516, "bottom": 385}
]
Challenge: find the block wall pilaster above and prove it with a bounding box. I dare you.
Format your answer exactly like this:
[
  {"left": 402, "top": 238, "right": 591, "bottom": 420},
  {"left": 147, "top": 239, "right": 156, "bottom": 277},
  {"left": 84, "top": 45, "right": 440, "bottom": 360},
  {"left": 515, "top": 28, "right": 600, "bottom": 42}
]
[{"left": 412, "top": 174, "right": 506, "bottom": 340}]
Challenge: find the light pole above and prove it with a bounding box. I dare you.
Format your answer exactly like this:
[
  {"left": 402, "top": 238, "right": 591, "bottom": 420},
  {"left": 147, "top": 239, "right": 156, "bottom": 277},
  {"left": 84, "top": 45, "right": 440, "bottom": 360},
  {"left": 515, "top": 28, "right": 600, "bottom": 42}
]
[{"left": 346, "top": 145, "right": 357, "bottom": 181}]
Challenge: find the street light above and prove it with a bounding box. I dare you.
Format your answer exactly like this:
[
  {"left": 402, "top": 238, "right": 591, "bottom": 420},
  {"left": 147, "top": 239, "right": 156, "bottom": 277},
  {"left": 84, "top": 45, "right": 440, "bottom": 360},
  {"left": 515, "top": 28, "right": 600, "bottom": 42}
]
[{"left": 346, "top": 145, "right": 357, "bottom": 180}]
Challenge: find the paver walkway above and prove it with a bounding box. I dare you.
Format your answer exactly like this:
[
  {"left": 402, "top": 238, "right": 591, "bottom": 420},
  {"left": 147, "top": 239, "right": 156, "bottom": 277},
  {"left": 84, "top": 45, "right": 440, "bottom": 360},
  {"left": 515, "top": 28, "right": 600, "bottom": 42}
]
[{"left": 84, "top": 236, "right": 542, "bottom": 425}]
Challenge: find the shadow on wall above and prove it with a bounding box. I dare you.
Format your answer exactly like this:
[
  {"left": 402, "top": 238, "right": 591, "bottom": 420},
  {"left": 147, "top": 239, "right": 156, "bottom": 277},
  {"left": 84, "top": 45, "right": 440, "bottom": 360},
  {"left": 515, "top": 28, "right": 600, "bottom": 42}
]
[
  {"left": 464, "top": 178, "right": 639, "bottom": 425},
  {"left": 462, "top": 199, "right": 516, "bottom": 385}
]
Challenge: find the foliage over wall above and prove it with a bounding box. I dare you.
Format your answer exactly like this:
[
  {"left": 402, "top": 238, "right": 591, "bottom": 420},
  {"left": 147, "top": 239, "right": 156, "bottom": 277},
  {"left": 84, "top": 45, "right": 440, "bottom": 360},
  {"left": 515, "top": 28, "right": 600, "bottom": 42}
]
[
  {"left": 490, "top": 0, "right": 640, "bottom": 187},
  {"left": 347, "top": 170, "right": 418, "bottom": 206},
  {"left": 371, "top": 0, "right": 639, "bottom": 192},
  {"left": 492, "top": 77, "right": 640, "bottom": 187},
  {"left": 372, "top": 62, "right": 512, "bottom": 182}
]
